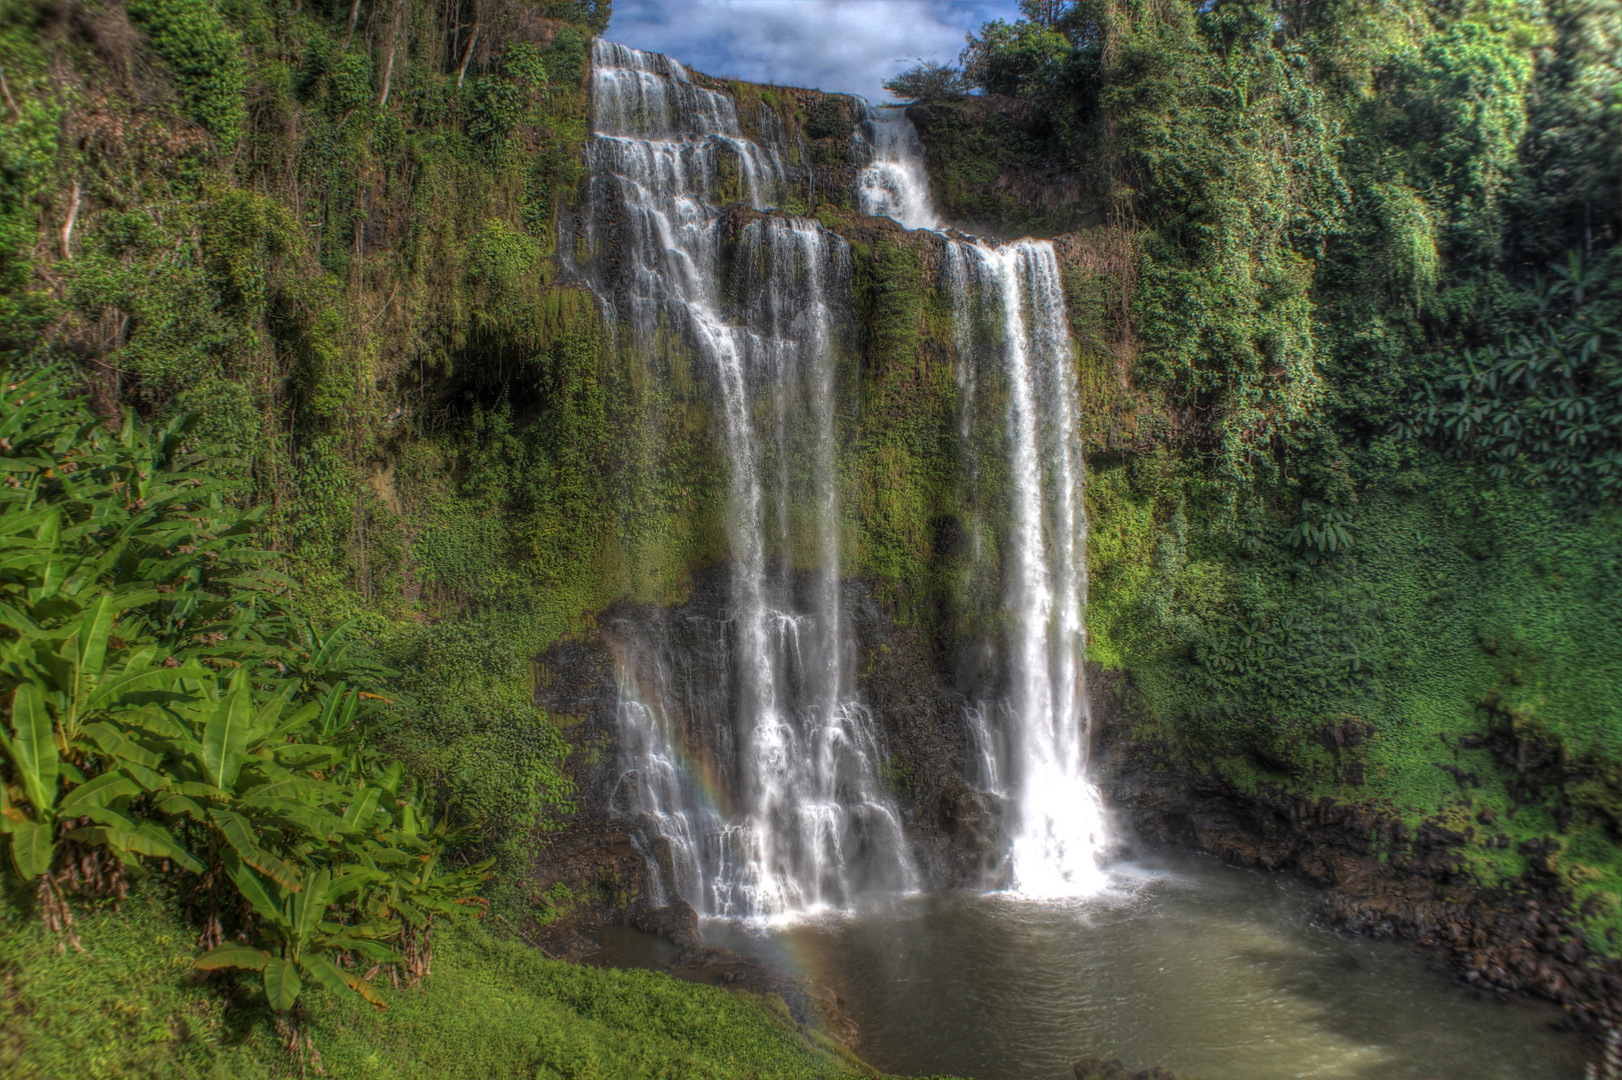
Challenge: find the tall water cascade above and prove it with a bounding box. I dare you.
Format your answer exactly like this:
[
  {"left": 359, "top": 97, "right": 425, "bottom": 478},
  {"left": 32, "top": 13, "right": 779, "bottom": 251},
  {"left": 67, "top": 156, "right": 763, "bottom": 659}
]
[
  {"left": 575, "top": 40, "right": 916, "bottom": 917},
  {"left": 856, "top": 102, "right": 1108, "bottom": 896},
  {"left": 571, "top": 41, "right": 1104, "bottom": 918},
  {"left": 855, "top": 105, "right": 941, "bottom": 230},
  {"left": 952, "top": 240, "right": 1108, "bottom": 897}
]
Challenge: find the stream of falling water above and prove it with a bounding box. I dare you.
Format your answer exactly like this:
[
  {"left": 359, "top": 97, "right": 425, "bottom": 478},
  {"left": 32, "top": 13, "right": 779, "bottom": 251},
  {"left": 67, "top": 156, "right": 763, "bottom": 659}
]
[
  {"left": 576, "top": 40, "right": 1104, "bottom": 917},
  {"left": 577, "top": 40, "right": 914, "bottom": 918},
  {"left": 860, "top": 97, "right": 1108, "bottom": 895},
  {"left": 941, "top": 238, "right": 1107, "bottom": 897},
  {"left": 855, "top": 105, "right": 941, "bottom": 230}
]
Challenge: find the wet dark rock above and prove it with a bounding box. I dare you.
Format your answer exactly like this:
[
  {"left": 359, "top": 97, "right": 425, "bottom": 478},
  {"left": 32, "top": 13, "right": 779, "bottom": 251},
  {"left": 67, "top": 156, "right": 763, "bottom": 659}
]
[
  {"left": 634, "top": 900, "right": 701, "bottom": 949},
  {"left": 1074, "top": 1057, "right": 1191, "bottom": 1080},
  {"left": 847, "top": 577, "right": 1007, "bottom": 888}
]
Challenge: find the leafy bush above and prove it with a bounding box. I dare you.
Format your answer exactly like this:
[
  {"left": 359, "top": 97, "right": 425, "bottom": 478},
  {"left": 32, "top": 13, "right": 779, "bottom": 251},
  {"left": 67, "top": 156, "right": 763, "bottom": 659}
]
[
  {"left": 883, "top": 60, "right": 967, "bottom": 103},
  {"left": 126, "top": 0, "right": 248, "bottom": 147},
  {"left": 1400, "top": 253, "right": 1622, "bottom": 497},
  {"left": 0, "top": 369, "right": 488, "bottom": 1027}
]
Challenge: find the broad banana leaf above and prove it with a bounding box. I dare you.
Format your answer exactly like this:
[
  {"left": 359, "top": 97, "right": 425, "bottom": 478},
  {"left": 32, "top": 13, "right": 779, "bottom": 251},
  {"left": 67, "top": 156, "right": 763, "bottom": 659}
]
[
  {"left": 195, "top": 944, "right": 270, "bottom": 972},
  {"left": 263, "top": 957, "right": 302, "bottom": 1011},
  {"left": 200, "top": 687, "right": 252, "bottom": 788},
  {"left": 57, "top": 771, "right": 141, "bottom": 812},
  {"left": 7, "top": 817, "right": 55, "bottom": 877},
  {"left": 4, "top": 683, "right": 57, "bottom": 814},
  {"left": 300, "top": 952, "right": 386, "bottom": 1009},
  {"left": 225, "top": 859, "right": 289, "bottom": 926},
  {"left": 209, "top": 810, "right": 302, "bottom": 889},
  {"left": 294, "top": 868, "right": 332, "bottom": 947},
  {"left": 62, "top": 821, "right": 202, "bottom": 873}
]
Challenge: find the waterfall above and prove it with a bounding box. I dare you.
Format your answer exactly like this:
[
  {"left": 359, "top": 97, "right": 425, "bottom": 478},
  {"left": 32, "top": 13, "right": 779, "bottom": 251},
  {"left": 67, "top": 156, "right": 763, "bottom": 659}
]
[
  {"left": 854, "top": 106, "right": 1107, "bottom": 896},
  {"left": 576, "top": 41, "right": 1104, "bottom": 916},
  {"left": 577, "top": 39, "right": 915, "bottom": 918},
  {"left": 977, "top": 241, "right": 1107, "bottom": 897},
  {"left": 855, "top": 105, "right": 941, "bottom": 230}
]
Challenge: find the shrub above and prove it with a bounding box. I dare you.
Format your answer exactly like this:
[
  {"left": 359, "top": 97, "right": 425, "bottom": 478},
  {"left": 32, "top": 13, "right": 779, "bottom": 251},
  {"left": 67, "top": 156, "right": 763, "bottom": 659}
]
[{"left": 127, "top": 0, "right": 248, "bottom": 147}]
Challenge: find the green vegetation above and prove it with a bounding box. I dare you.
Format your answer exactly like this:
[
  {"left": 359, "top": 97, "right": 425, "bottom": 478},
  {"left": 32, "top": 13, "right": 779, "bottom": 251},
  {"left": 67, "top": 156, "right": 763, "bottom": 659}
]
[
  {"left": 0, "top": 1, "right": 877, "bottom": 1074},
  {"left": 0, "top": 364, "right": 500, "bottom": 1037},
  {"left": 1, "top": 889, "right": 878, "bottom": 1079},
  {"left": 924, "top": 0, "right": 1621, "bottom": 947},
  {"left": 2, "top": 0, "right": 1618, "bottom": 1070}
]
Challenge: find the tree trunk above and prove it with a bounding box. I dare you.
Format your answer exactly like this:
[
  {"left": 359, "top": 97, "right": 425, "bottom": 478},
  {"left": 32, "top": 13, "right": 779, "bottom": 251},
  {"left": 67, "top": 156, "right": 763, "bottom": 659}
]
[
  {"left": 377, "top": 0, "right": 404, "bottom": 109},
  {"left": 457, "top": 23, "right": 480, "bottom": 88},
  {"left": 342, "top": 0, "right": 363, "bottom": 49}
]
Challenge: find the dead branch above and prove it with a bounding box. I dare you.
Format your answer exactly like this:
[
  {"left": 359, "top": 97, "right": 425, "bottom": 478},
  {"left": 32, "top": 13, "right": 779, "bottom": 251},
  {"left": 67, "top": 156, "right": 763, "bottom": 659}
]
[
  {"left": 60, "top": 181, "right": 81, "bottom": 259},
  {"left": 457, "top": 23, "right": 480, "bottom": 88}
]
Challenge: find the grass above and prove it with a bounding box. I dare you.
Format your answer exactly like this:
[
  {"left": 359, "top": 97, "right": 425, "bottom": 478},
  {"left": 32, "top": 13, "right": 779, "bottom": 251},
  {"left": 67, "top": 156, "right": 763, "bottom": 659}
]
[{"left": 0, "top": 887, "right": 896, "bottom": 1080}]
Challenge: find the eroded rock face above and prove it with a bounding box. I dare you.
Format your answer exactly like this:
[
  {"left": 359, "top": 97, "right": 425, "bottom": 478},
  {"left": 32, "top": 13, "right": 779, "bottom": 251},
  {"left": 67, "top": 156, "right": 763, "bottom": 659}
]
[
  {"left": 1073, "top": 1058, "right": 1191, "bottom": 1080},
  {"left": 847, "top": 577, "right": 1008, "bottom": 889},
  {"left": 1090, "top": 671, "right": 1622, "bottom": 1033},
  {"left": 634, "top": 899, "right": 700, "bottom": 949}
]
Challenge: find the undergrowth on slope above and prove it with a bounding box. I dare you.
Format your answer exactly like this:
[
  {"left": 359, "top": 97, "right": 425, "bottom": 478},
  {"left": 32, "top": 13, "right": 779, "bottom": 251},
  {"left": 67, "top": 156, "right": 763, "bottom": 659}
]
[{"left": 0, "top": 886, "right": 886, "bottom": 1080}]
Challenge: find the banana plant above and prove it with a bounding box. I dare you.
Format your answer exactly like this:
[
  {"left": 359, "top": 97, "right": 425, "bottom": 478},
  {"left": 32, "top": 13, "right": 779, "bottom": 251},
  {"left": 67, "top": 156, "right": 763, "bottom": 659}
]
[
  {"left": 5, "top": 368, "right": 495, "bottom": 1021},
  {"left": 195, "top": 867, "right": 399, "bottom": 1011}
]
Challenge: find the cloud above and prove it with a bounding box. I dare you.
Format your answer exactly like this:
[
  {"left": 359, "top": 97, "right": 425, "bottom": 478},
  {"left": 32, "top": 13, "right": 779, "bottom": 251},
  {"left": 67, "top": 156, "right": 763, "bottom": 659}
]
[{"left": 604, "top": 1, "right": 1020, "bottom": 103}]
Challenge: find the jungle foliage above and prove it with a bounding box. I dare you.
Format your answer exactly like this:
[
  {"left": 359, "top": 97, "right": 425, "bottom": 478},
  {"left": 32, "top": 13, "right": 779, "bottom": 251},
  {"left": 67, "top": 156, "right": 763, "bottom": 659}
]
[
  {"left": 930, "top": 0, "right": 1621, "bottom": 497},
  {"left": 0, "top": 366, "right": 503, "bottom": 1024},
  {"left": 925, "top": 0, "right": 1621, "bottom": 945},
  {"left": 0, "top": 0, "right": 616, "bottom": 893}
]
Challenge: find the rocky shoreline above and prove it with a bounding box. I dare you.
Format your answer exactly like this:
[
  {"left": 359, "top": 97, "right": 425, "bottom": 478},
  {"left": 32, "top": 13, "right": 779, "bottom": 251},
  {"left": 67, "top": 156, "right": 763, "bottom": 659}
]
[{"left": 1090, "top": 669, "right": 1622, "bottom": 1037}]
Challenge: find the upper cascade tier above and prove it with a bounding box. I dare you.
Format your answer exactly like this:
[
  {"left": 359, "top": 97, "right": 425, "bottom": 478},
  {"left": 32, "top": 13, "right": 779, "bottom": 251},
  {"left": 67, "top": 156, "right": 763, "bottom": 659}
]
[
  {"left": 854, "top": 104, "right": 941, "bottom": 231},
  {"left": 590, "top": 39, "right": 744, "bottom": 139}
]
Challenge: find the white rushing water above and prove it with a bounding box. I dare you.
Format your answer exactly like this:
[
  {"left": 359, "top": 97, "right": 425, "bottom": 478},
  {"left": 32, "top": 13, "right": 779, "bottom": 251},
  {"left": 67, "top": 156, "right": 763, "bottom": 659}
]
[
  {"left": 855, "top": 105, "right": 941, "bottom": 230},
  {"left": 854, "top": 105, "right": 1108, "bottom": 896},
  {"left": 578, "top": 41, "right": 1103, "bottom": 916},
  {"left": 579, "top": 39, "right": 915, "bottom": 918},
  {"left": 932, "top": 237, "right": 1108, "bottom": 897},
  {"left": 974, "top": 240, "right": 1107, "bottom": 897}
]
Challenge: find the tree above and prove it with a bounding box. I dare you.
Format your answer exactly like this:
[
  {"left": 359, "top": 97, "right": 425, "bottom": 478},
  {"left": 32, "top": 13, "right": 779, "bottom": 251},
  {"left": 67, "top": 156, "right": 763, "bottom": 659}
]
[
  {"left": 884, "top": 60, "right": 967, "bottom": 103},
  {"left": 959, "top": 18, "right": 1075, "bottom": 98}
]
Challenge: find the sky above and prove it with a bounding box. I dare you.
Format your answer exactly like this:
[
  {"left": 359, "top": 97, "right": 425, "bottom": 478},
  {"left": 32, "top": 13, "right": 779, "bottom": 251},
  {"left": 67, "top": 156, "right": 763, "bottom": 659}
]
[{"left": 603, "top": 1, "right": 1023, "bottom": 104}]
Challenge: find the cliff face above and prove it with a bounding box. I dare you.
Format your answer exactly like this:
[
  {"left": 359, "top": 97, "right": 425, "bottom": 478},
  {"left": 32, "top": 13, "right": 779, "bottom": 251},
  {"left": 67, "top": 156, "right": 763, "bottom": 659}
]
[{"left": 6, "top": 0, "right": 1618, "bottom": 1030}]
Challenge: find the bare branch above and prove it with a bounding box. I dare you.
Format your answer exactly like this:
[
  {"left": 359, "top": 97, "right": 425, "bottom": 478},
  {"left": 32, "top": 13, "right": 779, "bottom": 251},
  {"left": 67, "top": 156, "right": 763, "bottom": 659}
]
[
  {"left": 60, "top": 182, "right": 82, "bottom": 259},
  {"left": 457, "top": 23, "right": 480, "bottom": 88}
]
